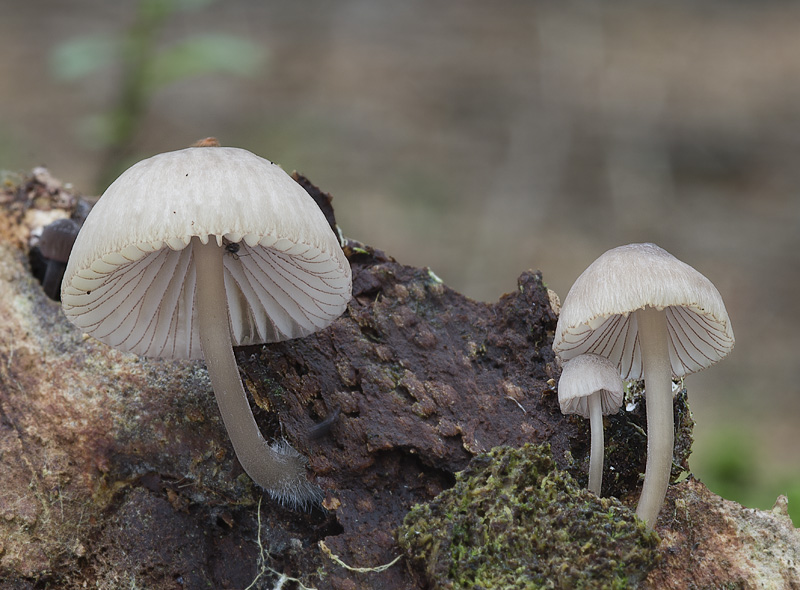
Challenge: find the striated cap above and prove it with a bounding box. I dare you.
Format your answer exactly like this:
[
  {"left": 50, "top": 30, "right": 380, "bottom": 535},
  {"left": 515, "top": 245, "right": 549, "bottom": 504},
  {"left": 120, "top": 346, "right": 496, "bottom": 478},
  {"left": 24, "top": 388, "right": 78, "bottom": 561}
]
[
  {"left": 552, "top": 243, "right": 734, "bottom": 379},
  {"left": 558, "top": 353, "right": 624, "bottom": 418},
  {"left": 61, "top": 146, "right": 352, "bottom": 360}
]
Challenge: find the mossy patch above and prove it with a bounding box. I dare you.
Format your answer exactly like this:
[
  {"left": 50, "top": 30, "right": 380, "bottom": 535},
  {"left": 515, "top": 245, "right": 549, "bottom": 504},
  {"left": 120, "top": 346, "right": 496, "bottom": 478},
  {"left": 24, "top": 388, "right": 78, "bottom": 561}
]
[{"left": 397, "top": 444, "right": 660, "bottom": 589}]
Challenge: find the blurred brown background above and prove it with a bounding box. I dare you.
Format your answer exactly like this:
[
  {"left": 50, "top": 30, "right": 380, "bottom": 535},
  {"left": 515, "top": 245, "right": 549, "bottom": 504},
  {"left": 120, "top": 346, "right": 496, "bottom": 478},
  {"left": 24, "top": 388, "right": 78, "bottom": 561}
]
[{"left": 1, "top": 0, "right": 798, "bottom": 520}]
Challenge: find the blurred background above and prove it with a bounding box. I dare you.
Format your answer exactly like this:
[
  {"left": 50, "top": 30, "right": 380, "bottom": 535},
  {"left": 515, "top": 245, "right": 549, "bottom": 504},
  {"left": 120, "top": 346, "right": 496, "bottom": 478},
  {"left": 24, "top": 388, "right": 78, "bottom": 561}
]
[{"left": 1, "top": 0, "right": 798, "bottom": 522}]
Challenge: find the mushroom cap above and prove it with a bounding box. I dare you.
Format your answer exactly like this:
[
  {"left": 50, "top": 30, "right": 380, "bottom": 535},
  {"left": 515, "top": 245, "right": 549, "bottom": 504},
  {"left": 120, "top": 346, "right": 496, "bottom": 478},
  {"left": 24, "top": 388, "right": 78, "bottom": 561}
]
[
  {"left": 558, "top": 353, "right": 624, "bottom": 418},
  {"left": 40, "top": 218, "right": 80, "bottom": 263},
  {"left": 552, "top": 243, "right": 734, "bottom": 379},
  {"left": 61, "top": 147, "right": 352, "bottom": 360}
]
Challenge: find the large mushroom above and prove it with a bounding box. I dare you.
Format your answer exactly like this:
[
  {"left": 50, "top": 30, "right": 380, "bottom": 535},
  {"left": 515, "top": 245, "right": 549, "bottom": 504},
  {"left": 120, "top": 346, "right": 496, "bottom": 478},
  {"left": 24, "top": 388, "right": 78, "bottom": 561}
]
[
  {"left": 61, "top": 145, "right": 352, "bottom": 508},
  {"left": 552, "top": 243, "right": 734, "bottom": 527}
]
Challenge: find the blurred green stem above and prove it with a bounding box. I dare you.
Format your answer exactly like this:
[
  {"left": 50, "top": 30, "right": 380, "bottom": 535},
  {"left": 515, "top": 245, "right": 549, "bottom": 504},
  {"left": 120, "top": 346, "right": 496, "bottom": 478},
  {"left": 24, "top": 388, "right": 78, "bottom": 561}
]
[{"left": 95, "top": 0, "right": 172, "bottom": 189}]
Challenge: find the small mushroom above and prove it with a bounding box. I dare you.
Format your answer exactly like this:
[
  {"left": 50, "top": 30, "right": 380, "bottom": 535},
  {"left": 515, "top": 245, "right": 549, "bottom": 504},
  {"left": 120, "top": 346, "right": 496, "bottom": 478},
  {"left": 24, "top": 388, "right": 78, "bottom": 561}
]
[
  {"left": 39, "top": 218, "right": 80, "bottom": 300},
  {"left": 552, "top": 243, "right": 734, "bottom": 527},
  {"left": 61, "top": 146, "right": 352, "bottom": 508},
  {"left": 558, "top": 353, "right": 623, "bottom": 496}
]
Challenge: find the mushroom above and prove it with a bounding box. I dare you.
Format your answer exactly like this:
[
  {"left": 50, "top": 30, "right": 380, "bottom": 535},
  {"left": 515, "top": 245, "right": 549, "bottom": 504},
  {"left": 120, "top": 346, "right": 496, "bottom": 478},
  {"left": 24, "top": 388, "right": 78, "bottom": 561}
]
[
  {"left": 552, "top": 243, "right": 734, "bottom": 527},
  {"left": 39, "top": 218, "right": 80, "bottom": 300},
  {"left": 61, "top": 146, "right": 352, "bottom": 508},
  {"left": 558, "top": 353, "right": 623, "bottom": 496}
]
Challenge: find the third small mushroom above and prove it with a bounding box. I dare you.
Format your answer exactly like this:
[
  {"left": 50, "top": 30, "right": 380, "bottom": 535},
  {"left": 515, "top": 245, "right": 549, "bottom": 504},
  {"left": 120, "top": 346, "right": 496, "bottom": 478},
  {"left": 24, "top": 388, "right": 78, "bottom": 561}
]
[
  {"left": 558, "top": 353, "right": 623, "bottom": 496},
  {"left": 552, "top": 243, "right": 734, "bottom": 528}
]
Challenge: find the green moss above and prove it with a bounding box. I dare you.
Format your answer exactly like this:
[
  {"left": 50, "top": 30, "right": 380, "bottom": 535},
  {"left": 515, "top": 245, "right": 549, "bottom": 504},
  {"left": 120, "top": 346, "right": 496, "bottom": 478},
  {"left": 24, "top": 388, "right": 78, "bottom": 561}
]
[
  {"left": 262, "top": 376, "right": 286, "bottom": 399},
  {"left": 397, "top": 444, "right": 660, "bottom": 590}
]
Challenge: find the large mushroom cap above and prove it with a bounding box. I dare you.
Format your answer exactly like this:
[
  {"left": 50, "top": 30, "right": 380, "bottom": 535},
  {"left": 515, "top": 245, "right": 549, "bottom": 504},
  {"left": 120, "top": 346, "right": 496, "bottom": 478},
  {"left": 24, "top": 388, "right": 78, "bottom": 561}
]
[
  {"left": 62, "top": 147, "right": 352, "bottom": 360},
  {"left": 552, "top": 243, "right": 734, "bottom": 379},
  {"left": 558, "top": 353, "right": 624, "bottom": 418}
]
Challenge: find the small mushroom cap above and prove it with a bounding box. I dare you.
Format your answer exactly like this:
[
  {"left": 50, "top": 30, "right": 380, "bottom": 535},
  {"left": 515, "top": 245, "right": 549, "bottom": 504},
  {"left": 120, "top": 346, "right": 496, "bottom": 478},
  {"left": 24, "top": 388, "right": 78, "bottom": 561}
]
[
  {"left": 552, "top": 243, "right": 734, "bottom": 379},
  {"left": 61, "top": 147, "right": 352, "bottom": 360},
  {"left": 39, "top": 218, "right": 80, "bottom": 263},
  {"left": 558, "top": 353, "right": 624, "bottom": 418}
]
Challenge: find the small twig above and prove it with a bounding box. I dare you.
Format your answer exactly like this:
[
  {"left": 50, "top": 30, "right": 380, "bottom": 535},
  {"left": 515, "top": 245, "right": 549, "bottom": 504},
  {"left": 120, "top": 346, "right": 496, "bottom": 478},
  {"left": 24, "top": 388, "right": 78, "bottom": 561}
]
[
  {"left": 629, "top": 422, "right": 647, "bottom": 439},
  {"left": 307, "top": 406, "right": 341, "bottom": 440},
  {"left": 506, "top": 396, "right": 527, "bottom": 414}
]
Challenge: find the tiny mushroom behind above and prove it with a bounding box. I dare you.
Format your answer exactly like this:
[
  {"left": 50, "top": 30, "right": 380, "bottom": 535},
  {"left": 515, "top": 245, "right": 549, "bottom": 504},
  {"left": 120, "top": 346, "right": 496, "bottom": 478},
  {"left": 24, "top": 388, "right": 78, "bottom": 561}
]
[
  {"left": 558, "top": 353, "right": 624, "bottom": 496},
  {"left": 61, "top": 145, "right": 352, "bottom": 508},
  {"left": 39, "top": 218, "right": 80, "bottom": 300},
  {"left": 552, "top": 243, "right": 734, "bottom": 527}
]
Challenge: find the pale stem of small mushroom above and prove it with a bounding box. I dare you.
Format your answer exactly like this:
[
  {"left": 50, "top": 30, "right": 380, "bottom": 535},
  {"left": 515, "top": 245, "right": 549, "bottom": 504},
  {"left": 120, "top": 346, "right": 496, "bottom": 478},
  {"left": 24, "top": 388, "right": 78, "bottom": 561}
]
[
  {"left": 587, "top": 392, "right": 604, "bottom": 495},
  {"left": 193, "top": 238, "right": 307, "bottom": 494},
  {"left": 635, "top": 306, "right": 673, "bottom": 528}
]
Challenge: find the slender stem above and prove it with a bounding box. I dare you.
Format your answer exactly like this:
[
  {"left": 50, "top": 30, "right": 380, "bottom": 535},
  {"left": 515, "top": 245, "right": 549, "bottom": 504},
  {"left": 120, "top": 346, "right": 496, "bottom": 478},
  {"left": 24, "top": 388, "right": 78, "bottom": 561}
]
[
  {"left": 635, "top": 306, "right": 673, "bottom": 528},
  {"left": 192, "top": 238, "right": 319, "bottom": 507},
  {"left": 587, "top": 392, "right": 604, "bottom": 495},
  {"left": 43, "top": 260, "right": 67, "bottom": 300}
]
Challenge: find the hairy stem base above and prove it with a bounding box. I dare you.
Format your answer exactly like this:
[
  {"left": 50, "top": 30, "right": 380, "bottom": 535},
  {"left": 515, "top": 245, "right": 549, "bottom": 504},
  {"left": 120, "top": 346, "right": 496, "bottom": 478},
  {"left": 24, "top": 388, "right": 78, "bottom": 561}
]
[{"left": 193, "top": 238, "right": 320, "bottom": 508}]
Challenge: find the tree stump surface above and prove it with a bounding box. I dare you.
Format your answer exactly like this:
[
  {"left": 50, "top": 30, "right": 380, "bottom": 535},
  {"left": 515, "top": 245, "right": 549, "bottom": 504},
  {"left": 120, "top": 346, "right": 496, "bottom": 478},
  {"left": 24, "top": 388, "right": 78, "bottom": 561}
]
[{"left": 0, "top": 169, "right": 796, "bottom": 589}]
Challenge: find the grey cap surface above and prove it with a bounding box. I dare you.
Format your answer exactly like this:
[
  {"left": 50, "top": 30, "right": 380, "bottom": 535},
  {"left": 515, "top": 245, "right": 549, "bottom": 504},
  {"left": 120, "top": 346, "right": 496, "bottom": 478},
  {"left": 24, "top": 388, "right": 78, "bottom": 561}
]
[
  {"left": 62, "top": 147, "right": 352, "bottom": 360},
  {"left": 552, "top": 243, "right": 734, "bottom": 379},
  {"left": 558, "top": 353, "right": 624, "bottom": 418}
]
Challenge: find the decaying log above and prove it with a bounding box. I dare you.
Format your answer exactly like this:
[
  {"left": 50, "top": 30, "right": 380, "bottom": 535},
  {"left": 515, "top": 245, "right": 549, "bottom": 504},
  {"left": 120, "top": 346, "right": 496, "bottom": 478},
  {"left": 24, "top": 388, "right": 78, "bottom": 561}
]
[{"left": 0, "top": 170, "right": 796, "bottom": 589}]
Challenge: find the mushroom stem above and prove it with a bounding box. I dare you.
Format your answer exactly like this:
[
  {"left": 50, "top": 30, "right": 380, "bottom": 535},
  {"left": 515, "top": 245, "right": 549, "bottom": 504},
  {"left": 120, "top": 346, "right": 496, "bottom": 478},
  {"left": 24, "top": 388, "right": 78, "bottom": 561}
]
[
  {"left": 587, "top": 392, "right": 604, "bottom": 495},
  {"left": 192, "top": 238, "right": 320, "bottom": 507},
  {"left": 42, "top": 259, "right": 68, "bottom": 300},
  {"left": 635, "top": 306, "right": 673, "bottom": 528}
]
